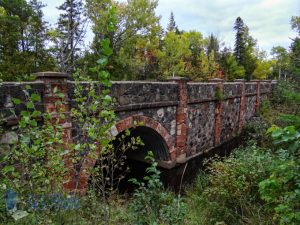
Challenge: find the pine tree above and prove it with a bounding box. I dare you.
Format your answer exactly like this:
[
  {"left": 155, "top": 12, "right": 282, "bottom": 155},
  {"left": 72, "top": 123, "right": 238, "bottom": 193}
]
[
  {"left": 167, "top": 11, "right": 177, "bottom": 32},
  {"left": 28, "top": 0, "right": 55, "bottom": 71},
  {"left": 233, "top": 17, "right": 257, "bottom": 81},
  {"left": 207, "top": 33, "right": 220, "bottom": 61},
  {"left": 233, "top": 17, "right": 246, "bottom": 66},
  {"left": 55, "top": 0, "right": 85, "bottom": 72}
]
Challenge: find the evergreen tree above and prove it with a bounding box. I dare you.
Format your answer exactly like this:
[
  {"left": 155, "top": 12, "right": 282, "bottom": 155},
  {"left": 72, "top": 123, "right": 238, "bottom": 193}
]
[
  {"left": 233, "top": 17, "right": 257, "bottom": 81},
  {"left": 233, "top": 17, "right": 246, "bottom": 67},
  {"left": 54, "top": 0, "right": 86, "bottom": 72},
  {"left": 28, "top": 0, "right": 56, "bottom": 71},
  {"left": 206, "top": 33, "right": 220, "bottom": 62},
  {"left": 167, "top": 11, "right": 177, "bottom": 32}
]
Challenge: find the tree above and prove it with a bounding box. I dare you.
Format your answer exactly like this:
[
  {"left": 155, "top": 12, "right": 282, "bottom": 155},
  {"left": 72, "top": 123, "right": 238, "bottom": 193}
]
[
  {"left": 206, "top": 33, "right": 221, "bottom": 62},
  {"left": 253, "top": 60, "right": 273, "bottom": 80},
  {"left": 0, "top": 0, "right": 55, "bottom": 81},
  {"left": 207, "top": 50, "right": 219, "bottom": 78},
  {"left": 166, "top": 11, "right": 177, "bottom": 32},
  {"left": 234, "top": 17, "right": 246, "bottom": 65},
  {"left": 220, "top": 48, "right": 245, "bottom": 81},
  {"left": 28, "top": 0, "right": 56, "bottom": 71},
  {"left": 271, "top": 46, "right": 290, "bottom": 79},
  {"left": 233, "top": 17, "right": 257, "bottom": 81},
  {"left": 86, "top": 0, "right": 162, "bottom": 80},
  {"left": 157, "top": 31, "right": 191, "bottom": 78},
  {"left": 52, "top": 0, "right": 86, "bottom": 73},
  {"left": 291, "top": 15, "right": 300, "bottom": 34},
  {"left": 290, "top": 15, "right": 300, "bottom": 78},
  {"left": 184, "top": 31, "right": 205, "bottom": 66},
  {"left": 166, "top": 11, "right": 181, "bottom": 34}
]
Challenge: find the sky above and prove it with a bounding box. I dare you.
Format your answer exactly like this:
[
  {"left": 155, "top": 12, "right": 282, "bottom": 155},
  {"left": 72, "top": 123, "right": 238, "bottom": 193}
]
[{"left": 42, "top": 0, "right": 299, "bottom": 55}]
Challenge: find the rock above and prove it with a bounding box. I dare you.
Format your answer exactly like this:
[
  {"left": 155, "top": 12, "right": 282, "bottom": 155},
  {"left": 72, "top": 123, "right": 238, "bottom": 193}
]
[
  {"left": 176, "top": 153, "right": 186, "bottom": 164},
  {"left": 4, "top": 95, "right": 13, "bottom": 108},
  {"left": 170, "top": 120, "right": 176, "bottom": 135},
  {"left": 157, "top": 108, "right": 164, "bottom": 118},
  {"left": 0, "top": 132, "right": 18, "bottom": 144}
]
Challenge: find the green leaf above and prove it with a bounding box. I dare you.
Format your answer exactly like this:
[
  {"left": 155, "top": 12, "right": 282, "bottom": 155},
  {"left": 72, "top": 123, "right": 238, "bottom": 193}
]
[
  {"left": 31, "top": 110, "right": 41, "bottom": 117},
  {"left": 101, "top": 39, "right": 113, "bottom": 56},
  {"left": 30, "top": 93, "right": 41, "bottom": 102},
  {"left": 57, "top": 93, "right": 65, "bottom": 98},
  {"left": 98, "top": 71, "right": 110, "bottom": 80},
  {"left": 21, "top": 111, "right": 30, "bottom": 117},
  {"left": 97, "top": 57, "right": 108, "bottom": 67},
  {"left": 2, "top": 165, "right": 15, "bottom": 174},
  {"left": 26, "top": 102, "right": 34, "bottom": 109},
  {"left": 74, "top": 144, "right": 81, "bottom": 151},
  {"left": 12, "top": 98, "right": 21, "bottom": 105}
]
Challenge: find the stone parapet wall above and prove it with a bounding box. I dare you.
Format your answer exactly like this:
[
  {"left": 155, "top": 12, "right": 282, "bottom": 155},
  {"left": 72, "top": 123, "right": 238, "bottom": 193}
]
[
  {"left": 185, "top": 79, "right": 272, "bottom": 157},
  {"left": 0, "top": 73, "right": 276, "bottom": 193}
]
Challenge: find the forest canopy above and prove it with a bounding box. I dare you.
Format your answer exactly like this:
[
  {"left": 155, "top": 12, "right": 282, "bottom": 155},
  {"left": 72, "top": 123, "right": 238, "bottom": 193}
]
[{"left": 0, "top": 0, "right": 299, "bottom": 82}]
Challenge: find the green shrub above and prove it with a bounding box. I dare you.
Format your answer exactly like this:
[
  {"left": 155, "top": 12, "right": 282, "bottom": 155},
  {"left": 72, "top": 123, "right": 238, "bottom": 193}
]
[
  {"left": 276, "top": 114, "right": 300, "bottom": 130},
  {"left": 259, "top": 125, "right": 300, "bottom": 225},
  {"left": 215, "top": 86, "right": 225, "bottom": 101},
  {"left": 259, "top": 156, "right": 300, "bottom": 225},
  {"left": 129, "top": 151, "right": 186, "bottom": 225},
  {"left": 271, "top": 80, "right": 300, "bottom": 115},
  {"left": 259, "top": 99, "right": 274, "bottom": 123},
  {"left": 242, "top": 118, "right": 271, "bottom": 147},
  {"left": 186, "top": 142, "right": 274, "bottom": 225},
  {"left": 267, "top": 125, "right": 300, "bottom": 154}
]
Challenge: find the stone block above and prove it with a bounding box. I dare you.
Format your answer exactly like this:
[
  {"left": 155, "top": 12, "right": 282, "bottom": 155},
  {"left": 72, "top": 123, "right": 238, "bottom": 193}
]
[{"left": 0, "top": 132, "right": 18, "bottom": 144}]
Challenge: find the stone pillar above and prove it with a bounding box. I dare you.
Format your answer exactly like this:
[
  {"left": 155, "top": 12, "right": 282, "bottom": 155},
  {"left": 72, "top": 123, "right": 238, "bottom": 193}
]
[
  {"left": 209, "top": 78, "right": 224, "bottom": 146},
  {"left": 168, "top": 77, "right": 189, "bottom": 160},
  {"left": 35, "top": 72, "right": 74, "bottom": 191},
  {"left": 235, "top": 79, "right": 245, "bottom": 133},
  {"left": 251, "top": 79, "right": 261, "bottom": 113}
]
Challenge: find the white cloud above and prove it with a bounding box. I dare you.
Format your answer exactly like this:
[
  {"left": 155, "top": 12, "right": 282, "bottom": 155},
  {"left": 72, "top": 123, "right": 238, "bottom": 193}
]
[{"left": 157, "top": 0, "right": 300, "bottom": 53}]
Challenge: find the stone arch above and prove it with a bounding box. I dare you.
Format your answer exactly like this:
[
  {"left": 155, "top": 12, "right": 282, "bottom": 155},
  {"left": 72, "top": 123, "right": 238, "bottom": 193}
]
[
  {"left": 113, "top": 115, "right": 175, "bottom": 158},
  {"left": 74, "top": 115, "right": 175, "bottom": 194}
]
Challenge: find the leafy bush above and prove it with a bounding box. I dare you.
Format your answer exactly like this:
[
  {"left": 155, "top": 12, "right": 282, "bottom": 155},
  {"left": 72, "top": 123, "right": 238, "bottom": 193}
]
[
  {"left": 242, "top": 117, "right": 270, "bottom": 146},
  {"left": 259, "top": 99, "right": 275, "bottom": 123},
  {"left": 276, "top": 114, "right": 300, "bottom": 130},
  {"left": 186, "top": 142, "right": 274, "bottom": 225},
  {"left": 259, "top": 125, "right": 300, "bottom": 225},
  {"left": 267, "top": 125, "right": 300, "bottom": 154},
  {"left": 259, "top": 157, "right": 300, "bottom": 225},
  {"left": 0, "top": 85, "right": 68, "bottom": 223},
  {"left": 129, "top": 151, "right": 186, "bottom": 225},
  {"left": 271, "top": 80, "right": 300, "bottom": 115}
]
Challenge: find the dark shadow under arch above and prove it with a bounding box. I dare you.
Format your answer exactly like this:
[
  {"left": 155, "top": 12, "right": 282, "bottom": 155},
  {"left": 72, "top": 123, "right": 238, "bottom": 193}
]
[
  {"left": 112, "top": 126, "right": 169, "bottom": 193},
  {"left": 122, "top": 126, "right": 169, "bottom": 161}
]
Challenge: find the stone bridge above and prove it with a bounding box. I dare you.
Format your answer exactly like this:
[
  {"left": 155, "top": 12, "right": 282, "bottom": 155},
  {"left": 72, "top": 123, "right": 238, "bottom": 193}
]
[{"left": 0, "top": 72, "right": 276, "bottom": 193}]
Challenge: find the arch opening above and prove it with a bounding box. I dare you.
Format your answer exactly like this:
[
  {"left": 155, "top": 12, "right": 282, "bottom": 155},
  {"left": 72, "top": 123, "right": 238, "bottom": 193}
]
[
  {"left": 123, "top": 126, "right": 169, "bottom": 161},
  {"left": 112, "top": 126, "right": 170, "bottom": 193}
]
